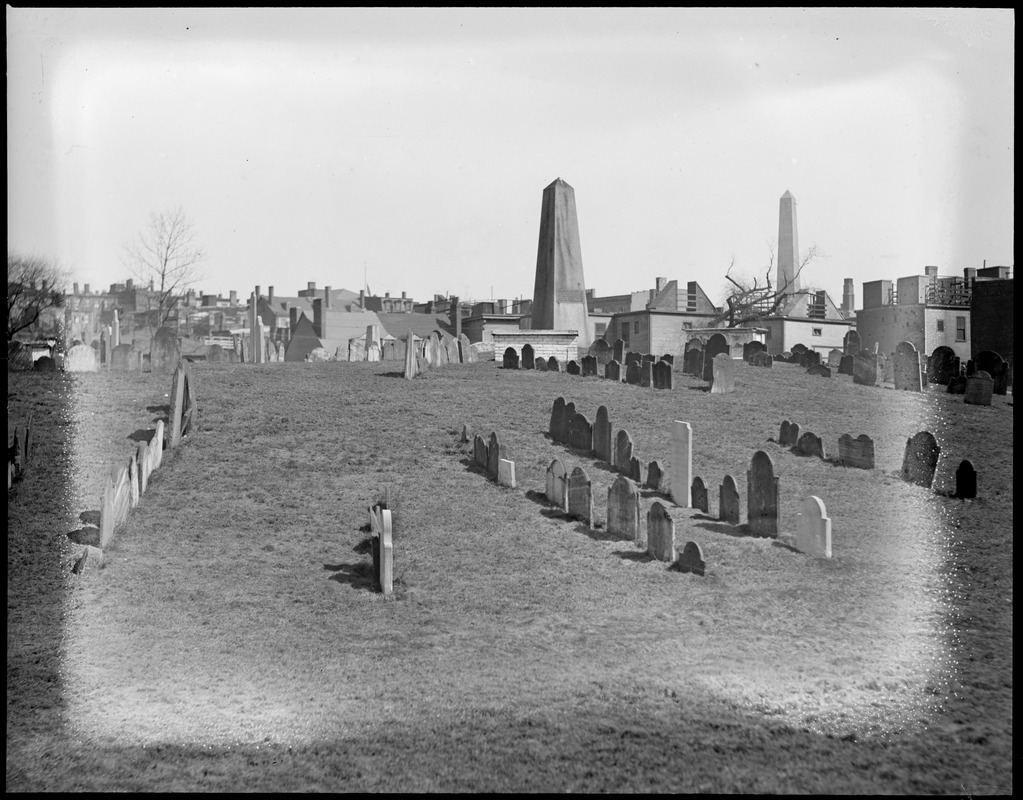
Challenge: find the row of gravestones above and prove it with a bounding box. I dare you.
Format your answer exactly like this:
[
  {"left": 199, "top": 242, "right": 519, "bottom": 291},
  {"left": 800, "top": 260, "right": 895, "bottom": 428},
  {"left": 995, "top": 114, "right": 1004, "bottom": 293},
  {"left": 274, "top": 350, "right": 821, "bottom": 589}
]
[
  {"left": 7, "top": 414, "right": 33, "bottom": 491},
  {"left": 470, "top": 430, "right": 517, "bottom": 489},
  {"left": 405, "top": 330, "right": 483, "bottom": 379},
  {"left": 779, "top": 420, "right": 876, "bottom": 468},
  {"left": 503, "top": 346, "right": 676, "bottom": 390}
]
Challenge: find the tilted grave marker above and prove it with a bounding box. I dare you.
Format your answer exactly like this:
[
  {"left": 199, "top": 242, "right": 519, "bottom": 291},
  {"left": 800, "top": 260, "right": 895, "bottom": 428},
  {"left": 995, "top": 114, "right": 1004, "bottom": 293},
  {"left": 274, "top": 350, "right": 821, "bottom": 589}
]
[
  {"left": 747, "top": 450, "right": 779, "bottom": 538},
  {"left": 444, "top": 335, "right": 460, "bottom": 365},
  {"left": 779, "top": 420, "right": 800, "bottom": 448},
  {"left": 837, "top": 434, "right": 875, "bottom": 469},
  {"left": 546, "top": 459, "right": 569, "bottom": 511},
  {"left": 473, "top": 435, "right": 489, "bottom": 469},
  {"left": 751, "top": 351, "right": 773, "bottom": 368},
  {"left": 593, "top": 406, "right": 613, "bottom": 462},
  {"left": 901, "top": 431, "right": 940, "bottom": 488},
  {"left": 719, "top": 475, "right": 740, "bottom": 525},
  {"left": 458, "top": 333, "right": 472, "bottom": 364},
  {"left": 607, "top": 475, "right": 641, "bottom": 541},
  {"left": 670, "top": 421, "right": 692, "bottom": 508},
  {"left": 691, "top": 477, "right": 709, "bottom": 513},
  {"left": 487, "top": 432, "right": 505, "bottom": 480},
  {"left": 946, "top": 375, "right": 967, "bottom": 395},
  {"left": 853, "top": 351, "right": 880, "bottom": 386},
  {"left": 640, "top": 360, "right": 653, "bottom": 388},
  {"left": 837, "top": 354, "right": 854, "bottom": 375},
  {"left": 567, "top": 466, "right": 593, "bottom": 527},
  {"left": 794, "top": 495, "right": 831, "bottom": 558},
  {"left": 625, "top": 363, "right": 642, "bottom": 385},
  {"left": 646, "top": 502, "right": 676, "bottom": 562},
  {"left": 612, "top": 338, "right": 626, "bottom": 363},
  {"left": 675, "top": 541, "right": 706, "bottom": 576},
  {"left": 628, "top": 456, "right": 643, "bottom": 485},
  {"left": 954, "top": 459, "right": 977, "bottom": 499},
  {"left": 963, "top": 371, "right": 994, "bottom": 406},
  {"left": 806, "top": 364, "right": 832, "bottom": 379}
]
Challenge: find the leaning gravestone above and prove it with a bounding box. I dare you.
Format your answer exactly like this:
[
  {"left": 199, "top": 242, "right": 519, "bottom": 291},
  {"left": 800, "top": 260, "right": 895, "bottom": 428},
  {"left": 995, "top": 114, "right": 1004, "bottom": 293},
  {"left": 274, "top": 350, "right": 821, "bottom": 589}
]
[
  {"left": 794, "top": 496, "right": 832, "bottom": 558},
  {"left": 893, "top": 342, "right": 923, "bottom": 392},
  {"left": 711, "top": 353, "right": 736, "bottom": 393},
  {"left": 806, "top": 364, "right": 832, "bottom": 379},
  {"left": 792, "top": 431, "right": 825, "bottom": 460},
  {"left": 503, "top": 347, "right": 519, "bottom": 370},
  {"left": 487, "top": 432, "right": 505, "bottom": 480},
  {"left": 111, "top": 343, "right": 140, "bottom": 371},
  {"left": 567, "top": 466, "right": 593, "bottom": 527},
  {"left": 545, "top": 459, "right": 568, "bottom": 511},
  {"left": 652, "top": 360, "right": 673, "bottom": 390},
  {"left": 151, "top": 327, "right": 180, "bottom": 374},
  {"left": 843, "top": 329, "right": 861, "bottom": 356},
  {"left": 614, "top": 430, "right": 634, "bottom": 474},
  {"left": 837, "top": 354, "right": 854, "bottom": 375},
  {"left": 675, "top": 541, "right": 706, "bottom": 576},
  {"left": 588, "top": 339, "right": 613, "bottom": 368},
  {"left": 612, "top": 339, "right": 626, "bottom": 363},
  {"left": 691, "top": 477, "right": 709, "bottom": 514},
  {"left": 837, "top": 434, "right": 875, "bottom": 469},
  {"left": 607, "top": 476, "right": 641, "bottom": 541},
  {"left": 901, "top": 431, "right": 940, "bottom": 488},
  {"left": 646, "top": 502, "right": 676, "bottom": 563},
  {"left": 743, "top": 341, "right": 767, "bottom": 362},
  {"left": 605, "top": 360, "right": 622, "bottom": 382},
  {"left": 64, "top": 343, "right": 99, "bottom": 372},
  {"left": 593, "top": 406, "right": 613, "bottom": 463},
  {"left": 954, "top": 460, "right": 977, "bottom": 500},
  {"left": 853, "top": 351, "right": 879, "bottom": 386},
  {"left": 747, "top": 450, "right": 779, "bottom": 538},
  {"left": 458, "top": 333, "right": 472, "bottom": 364},
  {"left": 549, "top": 397, "right": 566, "bottom": 440},
  {"left": 628, "top": 456, "right": 643, "bottom": 485},
  {"left": 558, "top": 402, "right": 576, "bottom": 444},
  {"left": 963, "top": 372, "right": 994, "bottom": 406},
  {"left": 473, "top": 435, "right": 489, "bottom": 470},
  {"left": 444, "top": 335, "right": 460, "bottom": 365},
  {"left": 751, "top": 351, "right": 773, "bottom": 368},
  {"left": 719, "top": 475, "right": 740, "bottom": 525},
  {"left": 646, "top": 460, "right": 664, "bottom": 492},
  {"left": 946, "top": 375, "right": 967, "bottom": 395}
]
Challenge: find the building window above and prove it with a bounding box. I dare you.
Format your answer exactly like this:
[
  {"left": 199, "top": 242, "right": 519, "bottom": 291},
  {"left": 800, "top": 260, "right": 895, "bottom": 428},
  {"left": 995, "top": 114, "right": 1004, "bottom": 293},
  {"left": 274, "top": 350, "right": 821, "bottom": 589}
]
[
  {"left": 634, "top": 320, "right": 640, "bottom": 334},
  {"left": 812, "top": 328, "right": 822, "bottom": 337},
  {"left": 594, "top": 323, "right": 606, "bottom": 336},
  {"left": 955, "top": 316, "right": 966, "bottom": 342},
  {"left": 936, "top": 319, "right": 944, "bottom": 332}
]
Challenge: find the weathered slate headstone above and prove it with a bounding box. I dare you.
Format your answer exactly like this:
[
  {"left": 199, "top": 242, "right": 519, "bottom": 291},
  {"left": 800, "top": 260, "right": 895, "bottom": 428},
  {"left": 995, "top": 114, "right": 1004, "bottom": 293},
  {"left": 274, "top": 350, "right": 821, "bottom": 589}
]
[
  {"left": 614, "top": 430, "right": 634, "bottom": 474},
  {"left": 710, "top": 353, "right": 736, "bottom": 393},
  {"left": 837, "top": 434, "right": 875, "bottom": 469},
  {"left": 837, "top": 354, "right": 854, "bottom": 375},
  {"left": 691, "top": 477, "right": 708, "bottom": 513},
  {"left": 589, "top": 339, "right": 613, "bottom": 368},
  {"left": 901, "top": 431, "right": 940, "bottom": 488},
  {"left": 701, "top": 334, "right": 729, "bottom": 381},
  {"left": 444, "top": 335, "right": 460, "bottom": 366},
  {"left": 625, "top": 352, "right": 643, "bottom": 367},
  {"left": 640, "top": 360, "right": 653, "bottom": 388},
  {"left": 607, "top": 475, "right": 641, "bottom": 541},
  {"left": 594, "top": 406, "right": 613, "bottom": 462},
  {"left": 547, "top": 356, "right": 560, "bottom": 373},
  {"left": 605, "top": 360, "right": 622, "bottom": 382},
  {"left": 518, "top": 343, "right": 534, "bottom": 370},
  {"left": 751, "top": 351, "right": 773, "bottom": 368},
  {"left": 487, "top": 432, "right": 505, "bottom": 479},
  {"left": 801, "top": 350, "right": 822, "bottom": 369},
  {"left": 151, "top": 327, "right": 180, "bottom": 374},
  {"left": 792, "top": 431, "right": 825, "bottom": 460},
  {"left": 719, "top": 475, "right": 740, "bottom": 524},
  {"left": 458, "top": 333, "right": 472, "bottom": 363},
  {"left": 827, "top": 349, "right": 843, "bottom": 368},
  {"left": 33, "top": 355, "right": 55, "bottom": 372},
  {"left": 893, "top": 341, "right": 923, "bottom": 392},
  {"left": 111, "top": 343, "right": 140, "bottom": 371},
  {"left": 404, "top": 330, "right": 418, "bottom": 379},
  {"left": 207, "top": 344, "right": 224, "bottom": 364},
  {"left": 628, "top": 456, "right": 643, "bottom": 485},
  {"left": 497, "top": 458, "right": 517, "bottom": 488},
  {"left": 747, "top": 451, "right": 779, "bottom": 538},
  {"left": 954, "top": 460, "right": 977, "bottom": 499},
  {"left": 927, "top": 346, "right": 957, "bottom": 385},
  {"left": 625, "top": 363, "right": 641, "bottom": 385},
  {"left": 546, "top": 458, "right": 569, "bottom": 511},
  {"left": 549, "top": 397, "right": 566, "bottom": 440},
  {"left": 843, "top": 329, "right": 861, "bottom": 356},
  {"left": 567, "top": 466, "right": 592, "bottom": 526},
  {"left": 743, "top": 341, "right": 767, "bottom": 362},
  {"left": 806, "top": 364, "right": 832, "bottom": 379},
  {"left": 567, "top": 412, "right": 592, "bottom": 453},
  {"left": 853, "top": 351, "right": 880, "bottom": 386},
  {"left": 670, "top": 421, "right": 692, "bottom": 508},
  {"left": 791, "top": 343, "right": 808, "bottom": 359},
  {"left": 963, "top": 371, "right": 994, "bottom": 406},
  {"left": 794, "top": 495, "right": 831, "bottom": 558},
  {"left": 308, "top": 346, "right": 329, "bottom": 362},
  {"left": 652, "top": 360, "right": 673, "bottom": 390},
  {"left": 536, "top": 356, "right": 549, "bottom": 372},
  {"left": 460, "top": 424, "right": 470, "bottom": 443},
  {"left": 612, "top": 339, "right": 625, "bottom": 364},
  {"left": 558, "top": 402, "right": 576, "bottom": 444},
  {"left": 675, "top": 541, "right": 705, "bottom": 576},
  {"left": 974, "top": 351, "right": 1008, "bottom": 395},
  {"left": 646, "top": 502, "right": 676, "bottom": 562},
  {"left": 366, "top": 341, "right": 381, "bottom": 362},
  {"left": 473, "top": 435, "right": 489, "bottom": 469},
  {"left": 684, "top": 349, "right": 703, "bottom": 377},
  {"left": 779, "top": 420, "right": 800, "bottom": 448},
  {"left": 660, "top": 354, "right": 674, "bottom": 366},
  {"left": 581, "top": 355, "right": 598, "bottom": 377},
  {"left": 947, "top": 375, "right": 967, "bottom": 394},
  {"left": 646, "top": 460, "right": 664, "bottom": 492},
  {"left": 566, "top": 360, "right": 581, "bottom": 376},
  {"left": 503, "top": 347, "right": 520, "bottom": 370}
]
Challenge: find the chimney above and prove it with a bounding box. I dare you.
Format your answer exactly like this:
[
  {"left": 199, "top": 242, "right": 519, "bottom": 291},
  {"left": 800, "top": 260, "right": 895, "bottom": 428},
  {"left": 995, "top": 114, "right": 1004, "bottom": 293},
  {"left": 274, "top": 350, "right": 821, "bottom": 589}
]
[
  {"left": 655, "top": 277, "right": 668, "bottom": 293},
  {"left": 313, "top": 298, "right": 325, "bottom": 339},
  {"left": 229, "top": 290, "right": 237, "bottom": 306},
  {"left": 401, "top": 291, "right": 406, "bottom": 299},
  {"left": 449, "top": 296, "right": 461, "bottom": 338},
  {"left": 126, "top": 278, "right": 133, "bottom": 290},
  {"left": 359, "top": 289, "right": 365, "bottom": 307},
  {"left": 268, "top": 286, "right": 274, "bottom": 304},
  {"left": 963, "top": 267, "right": 978, "bottom": 282},
  {"left": 255, "top": 285, "right": 261, "bottom": 301},
  {"left": 84, "top": 283, "right": 90, "bottom": 294},
  {"left": 842, "top": 278, "right": 855, "bottom": 314},
  {"left": 324, "top": 286, "right": 332, "bottom": 310},
  {"left": 289, "top": 306, "right": 300, "bottom": 331},
  {"left": 307, "top": 281, "right": 316, "bottom": 293},
  {"left": 924, "top": 266, "right": 938, "bottom": 277},
  {"left": 385, "top": 292, "right": 390, "bottom": 298}
]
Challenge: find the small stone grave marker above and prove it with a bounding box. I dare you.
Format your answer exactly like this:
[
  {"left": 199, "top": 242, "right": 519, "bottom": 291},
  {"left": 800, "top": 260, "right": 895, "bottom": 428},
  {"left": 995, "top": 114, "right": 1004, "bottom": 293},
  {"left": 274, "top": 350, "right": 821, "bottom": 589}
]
[
  {"left": 711, "top": 353, "right": 736, "bottom": 393},
  {"left": 963, "top": 372, "right": 993, "bottom": 406},
  {"left": 581, "top": 355, "right": 597, "bottom": 377},
  {"left": 567, "top": 412, "right": 593, "bottom": 453},
  {"left": 794, "top": 495, "right": 831, "bottom": 558},
  {"left": 691, "top": 477, "right": 708, "bottom": 513},
  {"left": 503, "top": 347, "right": 519, "bottom": 369},
  {"left": 652, "top": 360, "right": 673, "bottom": 389},
  {"left": 954, "top": 460, "right": 977, "bottom": 499},
  {"left": 594, "top": 406, "right": 613, "bottom": 462},
  {"left": 567, "top": 466, "right": 592, "bottom": 526},
  {"left": 792, "top": 431, "right": 825, "bottom": 460},
  {"left": 607, "top": 475, "right": 641, "bottom": 541},
  {"left": 675, "top": 541, "right": 705, "bottom": 576},
  {"left": 487, "top": 432, "right": 505, "bottom": 480},
  {"left": 901, "top": 431, "right": 940, "bottom": 488},
  {"left": 837, "top": 434, "right": 875, "bottom": 469},
  {"left": 473, "top": 435, "right": 489, "bottom": 469},
  {"left": 646, "top": 502, "right": 676, "bottom": 562},
  {"left": 646, "top": 460, "right": 664, "bottom": 492},
  {"left": 605, "top": 360, "right": 622, "bottom": 382},
  {"left": 670, "top": 421, "right": 692, "bottom": 508},
  {"left": 719, "top": 475, "right": 740, "bottom": 525},
  {"left": 615, "top": 430, "right": 634, "bottom": 473},
  {"left": 625, "top": 363, "right": 642, "bottom": 385},
  {"left": 549, "top": 397, "right": 566, "bottom": 440},
  {"left": 497, "top": 458, "right": 516, "bottom": 488},
  {"left": 747, "top": 450, "right": 779, "bottom": 538},
  {"left": 546, "top": 458, "right": 568, "bottom": 511}
]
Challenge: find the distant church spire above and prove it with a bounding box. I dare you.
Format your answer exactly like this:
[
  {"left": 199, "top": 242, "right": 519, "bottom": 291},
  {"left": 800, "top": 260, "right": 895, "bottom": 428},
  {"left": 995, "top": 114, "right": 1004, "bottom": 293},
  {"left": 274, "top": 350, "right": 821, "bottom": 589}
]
[{"left": 777, "top": 190, "right": 800, "bottom": 293}]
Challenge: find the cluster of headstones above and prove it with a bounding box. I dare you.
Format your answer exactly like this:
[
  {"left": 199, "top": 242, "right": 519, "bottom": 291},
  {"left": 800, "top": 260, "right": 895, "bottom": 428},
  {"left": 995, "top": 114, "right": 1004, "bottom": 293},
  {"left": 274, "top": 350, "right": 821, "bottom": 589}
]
[
  {"left": 946, "top": 350, "right": 1010, "bottom": 405},
  {"left": 405, "top": 330, "right": 481, "bottom": 379},
  {"left": 469, "top": 429, "right": 517, "bottom": 488},
  {"left": 778, "top": 420, "right": 829, "bottom": 460},
  {"left": 503, "top": 340, "right": 676, "bottom": 390},
  {"left": 900, "top": 431, "right": 977, "bottom": 499},
  {"left": 7, "top": 413, "right": 33, "bottom": 491},
  {"left": 367, "top": 503, "right": 394, "bottom": 596}
]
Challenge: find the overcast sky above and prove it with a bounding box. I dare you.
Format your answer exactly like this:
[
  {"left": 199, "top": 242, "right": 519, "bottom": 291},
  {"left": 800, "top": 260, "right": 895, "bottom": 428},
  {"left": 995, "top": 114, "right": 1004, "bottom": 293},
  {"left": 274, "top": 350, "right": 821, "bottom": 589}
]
[{"left": 7, "top": 8, "right": 1014, "bottom": 307}]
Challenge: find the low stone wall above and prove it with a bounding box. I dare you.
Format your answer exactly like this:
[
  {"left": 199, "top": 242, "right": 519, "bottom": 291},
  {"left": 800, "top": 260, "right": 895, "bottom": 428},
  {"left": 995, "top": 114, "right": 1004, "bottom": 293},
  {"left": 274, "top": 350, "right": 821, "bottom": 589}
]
[{"left": 491, "top": 331, "right": 579, "bottom": 362}]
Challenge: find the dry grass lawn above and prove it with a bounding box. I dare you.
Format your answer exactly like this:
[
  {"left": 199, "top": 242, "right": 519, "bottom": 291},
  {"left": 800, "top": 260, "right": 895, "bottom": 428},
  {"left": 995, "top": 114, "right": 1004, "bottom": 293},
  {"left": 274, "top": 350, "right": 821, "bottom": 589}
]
[{"left": 6, "top": 358, "right": 1012, "bottom": 793}]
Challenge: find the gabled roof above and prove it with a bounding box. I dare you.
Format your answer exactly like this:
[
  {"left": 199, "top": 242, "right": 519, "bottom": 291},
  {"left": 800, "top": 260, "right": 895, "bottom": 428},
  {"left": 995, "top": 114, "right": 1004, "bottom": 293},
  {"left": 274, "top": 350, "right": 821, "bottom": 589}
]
[
  {"left": 318, "top": 309, "right": 386, "bottom": 355},
  {"left": 375, "top": 311, "right": 454, "bottom": 340},
  {"left": 284, "top": 313, "right": 323, "bottom": 362}
]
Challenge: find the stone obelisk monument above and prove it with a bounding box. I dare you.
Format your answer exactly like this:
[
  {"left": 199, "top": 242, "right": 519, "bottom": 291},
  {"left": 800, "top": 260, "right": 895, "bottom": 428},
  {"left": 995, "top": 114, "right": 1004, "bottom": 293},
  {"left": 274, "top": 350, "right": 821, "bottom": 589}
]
[
  {"left": 531, "top": 178, "right": 591, "bottom": 347},
  {"left": 777, "top": 190, "right": 800, "bottom": 293}
]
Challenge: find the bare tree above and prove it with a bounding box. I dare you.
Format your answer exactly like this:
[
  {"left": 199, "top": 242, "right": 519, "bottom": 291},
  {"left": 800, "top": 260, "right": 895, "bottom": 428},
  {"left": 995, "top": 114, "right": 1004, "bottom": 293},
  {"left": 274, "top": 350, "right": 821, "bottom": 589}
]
[
  {"left": 7, "top": 251, "right": 69, "bottom": 341},
  {"left": 711, "top": 243, "right": 826, "bottom": 328},
  {"left": 123, "top": 207, "right": 207, "bottom": 337}
]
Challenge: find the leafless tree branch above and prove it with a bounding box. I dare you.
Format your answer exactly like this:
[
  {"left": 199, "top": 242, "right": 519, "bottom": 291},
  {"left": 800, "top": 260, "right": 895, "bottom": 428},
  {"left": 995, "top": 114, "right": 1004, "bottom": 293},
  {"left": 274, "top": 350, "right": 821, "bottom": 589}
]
[{"left": 7, "top": 252, "right": 70, "bottom": 341}]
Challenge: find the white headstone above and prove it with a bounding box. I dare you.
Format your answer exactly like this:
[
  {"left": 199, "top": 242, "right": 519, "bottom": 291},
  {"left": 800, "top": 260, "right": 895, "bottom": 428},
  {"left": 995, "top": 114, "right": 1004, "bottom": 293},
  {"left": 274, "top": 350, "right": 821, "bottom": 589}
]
[
  {"left": 497, "top": 458, "right": 517, "bottom": 488},
  {"left": 670, "top": 421, "right": 692, "bottom": 508},
  {"left": 379, "top": 508, "right": 393, "bottom": 595},
  {"left": 794, "top": 495, "right": 831, "bottom": 558}
]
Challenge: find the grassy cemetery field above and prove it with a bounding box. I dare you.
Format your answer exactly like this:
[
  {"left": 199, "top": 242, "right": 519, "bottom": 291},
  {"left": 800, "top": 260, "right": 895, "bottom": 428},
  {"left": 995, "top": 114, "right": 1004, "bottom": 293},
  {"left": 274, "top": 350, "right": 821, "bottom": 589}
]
[{"left": 7, "top": 357, "right": 1013, "bottom": 793}]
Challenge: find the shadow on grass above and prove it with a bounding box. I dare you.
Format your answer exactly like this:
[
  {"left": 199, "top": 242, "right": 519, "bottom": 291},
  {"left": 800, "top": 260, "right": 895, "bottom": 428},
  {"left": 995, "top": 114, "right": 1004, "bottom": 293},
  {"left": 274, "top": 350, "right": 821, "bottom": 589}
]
[
  {"left": 692, "top": 518, "right": 752, "bottom": 538},
  {"left": 127, "top": 428, "right": 155, "bottom": 444},
  {"left": 324, "top": 562, "right": 377, "bottom": 591},
  {"left": 771, "top": 539, "right": 802, "bottom": 554},
  {"left": 377, "top": 371, "right": 407, "bottom": 379},
  {"left": 687, "top": 384, "right": 712, "bottom": 392},
  {"left": 612, "top": 548, "right": 652, "bottom": 562}
]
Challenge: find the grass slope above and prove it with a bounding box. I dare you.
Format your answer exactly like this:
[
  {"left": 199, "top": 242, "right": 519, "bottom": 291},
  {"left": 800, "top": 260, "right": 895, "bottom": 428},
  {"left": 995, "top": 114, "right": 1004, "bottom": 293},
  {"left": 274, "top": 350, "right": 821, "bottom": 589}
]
[{"left": 6, "top": 360, "right": 1012, "bottom": 793}]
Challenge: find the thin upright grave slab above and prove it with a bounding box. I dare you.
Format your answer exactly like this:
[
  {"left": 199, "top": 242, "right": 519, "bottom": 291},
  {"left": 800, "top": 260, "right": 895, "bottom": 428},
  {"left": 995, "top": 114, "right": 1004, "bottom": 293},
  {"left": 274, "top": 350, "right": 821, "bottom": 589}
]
[
  {"left": 954, "top": 460, "right": 977, "bottom": 500},
  {"left": 747, "top": 451, "right": 779, "bottom": 538},
  {"left": 702, "top": 334, "right": 729, "bottom": 381},
  {"left": 547, "top": 356, "right": 560, "bottom": 373},
  {"left": 853, "top": 351, "right": 880, "bottom": 386},
  {"left": 64, "top": 343, "right": 99, "bottom": 372},
  {"left": 581, "top": 355, "right": 598, "bottom": 377},
  {"left": 625, "top": 363, "right": 642, "bottom": 385},
  {"left": 974, "top": 351, "right": 1008, "bottom": 395},
  {"left": 652, "top": 360, "right": 673, "bottom": 390},
  {"left": 607, "top": 475, "right": 641, "bottom": 541},
  {"left": 779, "top": 420, "right": 800, "bottom": 448},
  {"left": 549, "top": 397, "right": 566, "bottom": 440},
  {"left": 691, "top": 477, "right": 708, "bottom": 513},
  {"left": 614, "top": 430, "right": 634, "bottom": 474},
  {"left": 792, "top": 431, "right": 825, "bottom": 460},
  {"left": 377, "top": 507, "right": 394, "bottom": 595},
  {"left": 473, "top": 435, "right": 489, "bottom": 470},
  {"left": 503, "top": 347, "right": 519, "bottom": 370},
  {"left": 646, "top": 460, "right": 664, "bottom": 492},
  {"left": 646, "top": 502, "right": 676, "bottom": 563},
  {"left": 567, "top": 412, "right": 593, "bottom": 453},
  {"left": 566, "top": 360, "right": 581, "bottom": 376},
  {"left": 901, "top": 431, "right": 940, "bottom": 488},
  {"left": 927, "top": 346, "right": 957, "bottom": 385},
  {"left": 670, "top": 421, "right": 692, "bottom": 508},
  {"left": 497, "top": 458, "right": 517, "bottom": 489},
  {"left": 683, "top": 349, "right": 703, "bottom": 377},
  {"left": 567, "top": 466, "right": 592, "bottom": 527},
  {"left": 837, "top": 434, "right": 874, "bottom": 469},
  {"left": 558, "top": 402, "right": 576, "bottom": 444},
  {"left": 640, "top": 360, "right": 653, "bottom": 388},
  {"left": 963, "top": 372, "right": 994, "bottom": 406},
  {"left": 593, "top": 406, "right": 613, "bottom": 463},
  {"left": 546, "top": 459, "right": 568, "bottom": 511},
  {"left": 710, "top": 353, "right": 736, "bottom": 393},
  {"left": 613, "top": 339, "right": 625, "bottom": 363},
  {"left": 521, "top": 343, "right": 535, "bottom": 370},
  {"left": 605, "top": 360, "right": 622, "bottom": 382},
  {"left": 806, "top": 364, "right": 832, "bottom": 379},
  {"left": 837, "top": 355, "right": 854, "bottom": 375},
  {"left": 794, "top": 496, "right": 832, "bottom": 558},
  {"left": 628, "top": 456, "right": 643, "bottom": 485},
  {"left": 536, "top": 357, "right": 549, "bottom": 372},
  {"left": 488, "top": 432, "right": 505, "bottom": 480},
  {"left": 675, "top": 541, "right": 706, "bottom": 576},
  {"left": 893, "top": 341, "right": 923, "bottom": 392},
  {"left": 458, "top": 333, "right": 471, "bottom": 363},
  {"left": 751, "top": 351, "right": 773, "bottom": 368},
  {"left": 719, "top": 475, "right": 740, "bottom": 525},
  {"left": 588, "top": 339, "right": 613, "bottom": 368}
]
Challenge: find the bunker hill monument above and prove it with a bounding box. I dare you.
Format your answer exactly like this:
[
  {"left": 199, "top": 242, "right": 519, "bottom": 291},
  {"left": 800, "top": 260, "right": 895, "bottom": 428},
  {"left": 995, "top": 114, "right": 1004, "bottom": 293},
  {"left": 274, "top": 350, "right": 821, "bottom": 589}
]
[
  {"left": 777, "top": 189, "right": 800, "bottom": 293},
  {"left": 531, "top": 178, "right": 591, "bottom": 347}
]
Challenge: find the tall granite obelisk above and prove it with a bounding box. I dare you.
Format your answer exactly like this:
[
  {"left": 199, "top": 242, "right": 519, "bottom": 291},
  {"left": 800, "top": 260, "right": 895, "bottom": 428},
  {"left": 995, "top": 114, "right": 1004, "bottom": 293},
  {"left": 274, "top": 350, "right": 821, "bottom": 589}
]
[
  {"left": 777, "top": 190, "right": 800, "bottom": 293},
  {"left": 531, "top": 178, "right": 591, "bottom": 347}
]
